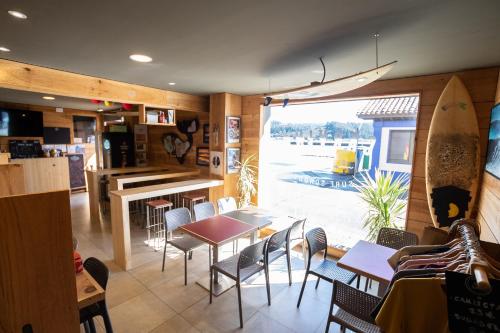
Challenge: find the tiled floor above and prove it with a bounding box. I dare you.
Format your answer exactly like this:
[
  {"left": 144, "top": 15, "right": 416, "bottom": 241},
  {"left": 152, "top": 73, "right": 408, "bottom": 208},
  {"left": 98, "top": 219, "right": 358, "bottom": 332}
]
[{"left": 72, "top": 193, "right": 377, "bottom": 333}]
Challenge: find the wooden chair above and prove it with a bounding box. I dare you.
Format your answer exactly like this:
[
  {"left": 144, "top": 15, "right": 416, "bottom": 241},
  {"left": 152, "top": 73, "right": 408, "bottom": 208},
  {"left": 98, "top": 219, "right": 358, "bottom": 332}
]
[{"left": 210, "top": 240, "right": 270, "bottom": 328}]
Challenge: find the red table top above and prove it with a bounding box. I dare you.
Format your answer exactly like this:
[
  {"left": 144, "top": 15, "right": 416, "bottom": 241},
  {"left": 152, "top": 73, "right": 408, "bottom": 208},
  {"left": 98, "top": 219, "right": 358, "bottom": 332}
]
[
  {"left": 179, "top": 215, "right": 257, "bottom": 246},
  {"left": 337, "top": 240, "right": 396, "bottom": 283}
]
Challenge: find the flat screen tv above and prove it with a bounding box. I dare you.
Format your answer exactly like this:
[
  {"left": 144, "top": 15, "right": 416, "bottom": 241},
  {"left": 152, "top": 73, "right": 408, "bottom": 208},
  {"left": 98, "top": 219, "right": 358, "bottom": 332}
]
[{"left": 0, "top": 108, "right": 44, "bottom": 137}]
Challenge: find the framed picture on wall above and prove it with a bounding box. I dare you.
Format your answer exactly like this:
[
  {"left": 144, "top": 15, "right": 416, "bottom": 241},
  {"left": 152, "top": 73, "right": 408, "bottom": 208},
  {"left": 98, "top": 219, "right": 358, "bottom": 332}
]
[
  {"left": 196, "top": 147, "right": 210, "bottom": 166},
  {"left": 210, "top": 151, "right": 223, "bottom": 176},
  {"left": 226, "top": 147, "right": 241, "bottom": 174},
  {"left": 226, "top": 116, "right": 241, "bottom": 143},
  {"left": 485, "top": 103, "right": 500, "bottom": 179}
]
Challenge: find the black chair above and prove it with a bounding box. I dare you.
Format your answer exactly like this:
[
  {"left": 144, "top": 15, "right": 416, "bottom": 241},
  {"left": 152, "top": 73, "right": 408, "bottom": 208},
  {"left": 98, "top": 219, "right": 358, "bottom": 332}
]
[
  {"left": 162, "top": 207, "right": 206, "bottom": 285},
  {"left": 325, "top": 280, "right": 382, "bottom": 333},
  {"left": 210, "top": 240, "right": 270, "bottom": 328},
  {"left": 79, "top": 257, "right": 113, "bottom": 333},
  {"left": 264, "top": 228, "right": 292, "bottom": 291},
  {"left": 193, "top": 201, "right": 216, "bottom": 221},
  {"left": 359, "top": 227, "right": 418, "bottom": 291},
  {"left": 297, "top": 228, "right": 356, "bottom": 308}
]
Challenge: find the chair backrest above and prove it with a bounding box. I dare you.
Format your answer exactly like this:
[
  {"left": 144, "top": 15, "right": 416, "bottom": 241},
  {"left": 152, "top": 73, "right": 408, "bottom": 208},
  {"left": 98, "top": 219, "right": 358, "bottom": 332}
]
[
  {"left": 332, "top": 280, "right": 380, "bottom": 324},
  {"left": 238, "top": 240, "right": 267, "bottom": 272},
  {"left": 217, "top": 197, "right": 238, "bottom": 214},
  {"left": 83, "top": 257, "right": 109, "bottom": 290},
  {"left": 287, "top": 218, "right": 306, "bottom": 242},
  {"left": 376, "top": 227, "right": 418, "bottom": 250},
  {"left": 266, "top": 228, "right": 289, "bottom": 254},
  {"left": 305, "top": 227, "right": 327, "bottom": 259},
  {"left": 164, "top": 207, "right": 192, "bottom": 232},
  {"left": 193, "top": 202, "right": 216, "bottom": 221}
]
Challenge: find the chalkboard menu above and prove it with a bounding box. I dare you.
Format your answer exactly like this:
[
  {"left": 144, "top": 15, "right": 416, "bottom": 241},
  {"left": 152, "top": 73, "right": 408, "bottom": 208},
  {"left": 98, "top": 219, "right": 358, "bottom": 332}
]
[{"left": 446, "top": 271, "right": 499, "bottom": 333}]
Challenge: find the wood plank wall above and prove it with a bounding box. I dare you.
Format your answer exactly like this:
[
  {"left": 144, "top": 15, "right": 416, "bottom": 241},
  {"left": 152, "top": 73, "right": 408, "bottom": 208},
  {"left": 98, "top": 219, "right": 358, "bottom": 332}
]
[
  {"left": 0, "top": 101, "right": 100, "bottom": 165},
  {"left": 147, "top": 110, "right": 209, "bottom": 174},
  {"left": 476, "top": 70, "right": 500, "bottom": 244},
  {"left": 241, "top": 67, "right": 500, "bottom": 240}
]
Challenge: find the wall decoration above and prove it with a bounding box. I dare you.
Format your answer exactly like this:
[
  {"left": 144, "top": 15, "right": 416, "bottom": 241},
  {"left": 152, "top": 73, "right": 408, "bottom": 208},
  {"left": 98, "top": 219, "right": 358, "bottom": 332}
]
[
  {"left": 226, "top": 116, "right": 241, "bottom": 143},
  {"left": 226, "top": 147, "right": 241, "bottom": 174},
  {"left": 203, "top": 124, "right": 210, "bottom": 144},
  {"left": 210, "top": 151, "right": 223, "bottom": 176},
  {"left": 485, "top": 103, "right": 500, "bottom": 179},
  {"left": 177, "top": 118, "right": 199, "bottom": 143},
  {"left": 162, "top": 133, "right": 191, "bottom": 164},
  {"left": 212, "top": 123, "right": 220, "bottom": 147},
  {"left": 196, "top": 147, "right": 210, "bottom": 166}
]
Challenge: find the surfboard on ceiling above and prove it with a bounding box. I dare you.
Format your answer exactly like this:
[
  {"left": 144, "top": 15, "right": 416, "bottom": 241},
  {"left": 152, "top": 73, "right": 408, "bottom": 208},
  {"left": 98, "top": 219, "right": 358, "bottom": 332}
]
[
  {"left": 425, "top": 75, "right": 480, "bottom": 228},
  {"left": 264, "top": 61, "right": 397, "bottom": 101}
]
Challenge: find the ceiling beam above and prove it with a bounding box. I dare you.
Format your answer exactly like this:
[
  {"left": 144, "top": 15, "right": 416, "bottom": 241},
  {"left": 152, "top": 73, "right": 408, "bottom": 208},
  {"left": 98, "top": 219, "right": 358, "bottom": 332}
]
[{"left": 0, "top": 59, "right": 208, "bottom": 112}]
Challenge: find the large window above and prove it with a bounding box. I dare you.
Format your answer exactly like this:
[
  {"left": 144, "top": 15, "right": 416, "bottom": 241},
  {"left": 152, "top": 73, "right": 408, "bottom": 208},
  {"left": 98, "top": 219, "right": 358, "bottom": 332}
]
[{"left": 387, "top": 130, "right": 415, "bottom": 164}]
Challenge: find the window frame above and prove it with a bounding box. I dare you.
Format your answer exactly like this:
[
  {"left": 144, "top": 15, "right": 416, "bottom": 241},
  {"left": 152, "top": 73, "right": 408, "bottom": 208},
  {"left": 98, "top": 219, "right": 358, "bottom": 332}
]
[{"left": 379, "top": 127, "right": 415, "bottom": 173}]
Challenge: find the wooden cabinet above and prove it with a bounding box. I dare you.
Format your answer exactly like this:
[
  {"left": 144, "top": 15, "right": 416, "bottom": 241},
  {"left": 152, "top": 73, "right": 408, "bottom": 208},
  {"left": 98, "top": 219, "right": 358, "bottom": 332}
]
[
  {"left": 11, "top": 157, "right": 70, "bottom": 193},
  {"left": 0, "top": 190, "right": 79, "bottom": 332}
]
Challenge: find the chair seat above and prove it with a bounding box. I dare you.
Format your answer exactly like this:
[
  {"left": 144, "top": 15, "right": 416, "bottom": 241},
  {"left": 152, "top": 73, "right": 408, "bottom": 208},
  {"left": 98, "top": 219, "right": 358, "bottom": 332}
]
[
  {"left": 267, "top": 249, "right": 286, "bottom": 264},
  {"left": 168, "top": 234, "right": 205, "bottom": 252},
  {"left": 212, "top": 253, "right": 264, "bottom": 281},
  {"left": 182, "top": 192, "right": 206, "bottom": 201},
  {"left": 310, "top": 259, "right": 356, "bottom": 284},
  {"left": 332, "top": 308, "right": 381, "bottom": 333},
  {"left": 146, "top": 199, "right": 173, "bottom": 209}
]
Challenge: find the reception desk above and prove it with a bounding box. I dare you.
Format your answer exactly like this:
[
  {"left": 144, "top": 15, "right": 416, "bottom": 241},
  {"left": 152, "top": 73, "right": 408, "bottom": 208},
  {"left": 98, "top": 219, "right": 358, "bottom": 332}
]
[
  {"left": 110, "top": 178, "right": 224, "bottom": 270},
  {"left": 11, "top": 157, "right": 70, "bottom": 194}
]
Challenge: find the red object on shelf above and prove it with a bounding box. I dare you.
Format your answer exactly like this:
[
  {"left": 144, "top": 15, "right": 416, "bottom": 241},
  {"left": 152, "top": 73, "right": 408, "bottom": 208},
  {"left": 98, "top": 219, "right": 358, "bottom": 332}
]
[
  {"left": 74, "top": 251, "right": 83, "bottom": 273},
  {"left": 158, "top": 111, "right": 165, "bottom": 123}
]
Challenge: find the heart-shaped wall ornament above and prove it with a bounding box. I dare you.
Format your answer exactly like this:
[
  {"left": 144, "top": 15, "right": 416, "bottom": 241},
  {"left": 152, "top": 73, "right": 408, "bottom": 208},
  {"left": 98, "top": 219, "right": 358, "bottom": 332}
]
[{"left": 162, "top": 133, "right": 191, "bottom": 164}]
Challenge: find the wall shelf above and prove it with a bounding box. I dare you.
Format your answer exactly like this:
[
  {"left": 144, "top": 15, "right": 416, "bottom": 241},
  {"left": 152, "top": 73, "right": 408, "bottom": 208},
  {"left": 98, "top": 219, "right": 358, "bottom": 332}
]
[{"left": 138, "top": 104, "right": 176, "bottom": 126}]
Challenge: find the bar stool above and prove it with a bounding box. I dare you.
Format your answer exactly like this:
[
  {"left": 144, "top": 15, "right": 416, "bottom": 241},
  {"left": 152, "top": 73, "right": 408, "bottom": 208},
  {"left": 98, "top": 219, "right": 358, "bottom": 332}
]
[
  {"left": 181, "top": 192, "right": 206, "bottom": 217},
  {"left": 146, "top": 199, "right": 173, "bottom": 250}
]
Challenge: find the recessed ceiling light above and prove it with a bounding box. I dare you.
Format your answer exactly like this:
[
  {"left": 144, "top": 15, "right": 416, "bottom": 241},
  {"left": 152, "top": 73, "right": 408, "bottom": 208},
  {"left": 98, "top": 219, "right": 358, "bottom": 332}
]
[
  {"left": 129, "top": 54, "right": 152, "bottom": 63},
  {"left": 0, "top": 46, "right": 10, "bottom": 52},
  {"left": 357, "top": 77, "right": 368, "bottom": 82},
  {"left": 168, "top": 82, "right": 176, "bottom": 86},
  {"left": 42, "top": 96, "right": 55, "bottom": 100},
  {"left": 8, "top": 10, "right": 27, "bottom": 19},
  {"left": 97, "top": 108, "right": 103, "bottom": 112}
]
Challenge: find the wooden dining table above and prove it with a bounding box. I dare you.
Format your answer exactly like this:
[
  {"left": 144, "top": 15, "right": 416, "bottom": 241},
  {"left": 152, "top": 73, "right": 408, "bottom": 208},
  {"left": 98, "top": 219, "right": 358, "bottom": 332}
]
[
  {"left": 76, "top": 269, "right": 105, "bottom": 309},
  {"left": 337, "top": 240, "right": 397, "bottom": 296}
]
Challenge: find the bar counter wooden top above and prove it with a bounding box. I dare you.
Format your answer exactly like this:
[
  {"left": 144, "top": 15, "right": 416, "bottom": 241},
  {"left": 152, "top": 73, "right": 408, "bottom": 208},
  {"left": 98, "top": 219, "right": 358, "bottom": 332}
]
[{"left": 110, "top": 178, "right": 224, "bottom": 270}]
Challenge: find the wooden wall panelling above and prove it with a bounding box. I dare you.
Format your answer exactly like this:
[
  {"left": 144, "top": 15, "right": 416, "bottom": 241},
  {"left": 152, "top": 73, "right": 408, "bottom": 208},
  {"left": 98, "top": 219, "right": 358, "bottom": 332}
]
[
  {"left": 241, "top": 67, "right": 500, "bottom": 240},
  {"left": 476, "top": 69, "right": 500, "bottom": 243},
  {"left": 0, "top": 59, "right": 208, "bottom": 113},
  {"left": 147, "top": 110, "right": 209, "bottom": 174},
  {"left": 0, "top": 164, "right": 26, "bottom": 196},
  {"left": 0, "top": 190, "right": 79, "bottom": 332}
]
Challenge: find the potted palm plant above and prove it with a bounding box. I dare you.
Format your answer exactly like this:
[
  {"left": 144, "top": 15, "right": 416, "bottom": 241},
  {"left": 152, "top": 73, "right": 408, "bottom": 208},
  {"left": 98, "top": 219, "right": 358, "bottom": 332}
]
[
  {"left": 236, "top": 154, "right": 258, "bottom": 208},
  {"left": 353, "top": 169, "right": 409, "bottom": 241}
]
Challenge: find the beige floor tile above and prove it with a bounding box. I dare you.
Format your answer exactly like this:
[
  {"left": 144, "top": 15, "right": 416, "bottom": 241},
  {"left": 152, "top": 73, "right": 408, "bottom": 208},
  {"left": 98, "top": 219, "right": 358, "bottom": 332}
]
[
  {"left": 257, "top": 278, "right": 331, "bottom": 333},
  {"left": 180, "top": 291, "right": 258, "bottom": 332},
  {"left": 106, "top": 271, "right": 147, "bottom": 308},
  {"left": 150, "top": 314, "right": 200, "bottom": 333},
  {"left": 150, "top": 273, "right": 208, "bottom": 313},
  {"left": 108, "top": 291, "right": 176, "bottom": 333},
  {"left": 129, "top": 256, "right": 184, "bottom": 289},
  {"left": 241, "top": 311, "right": 292, "bottom": 333}
]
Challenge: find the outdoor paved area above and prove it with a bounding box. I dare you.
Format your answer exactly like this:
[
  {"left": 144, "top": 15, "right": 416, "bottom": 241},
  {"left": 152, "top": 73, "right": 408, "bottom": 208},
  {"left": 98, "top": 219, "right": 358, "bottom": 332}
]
[{"left": 259, "top": 139, "right": 406, "bottom": 248}]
